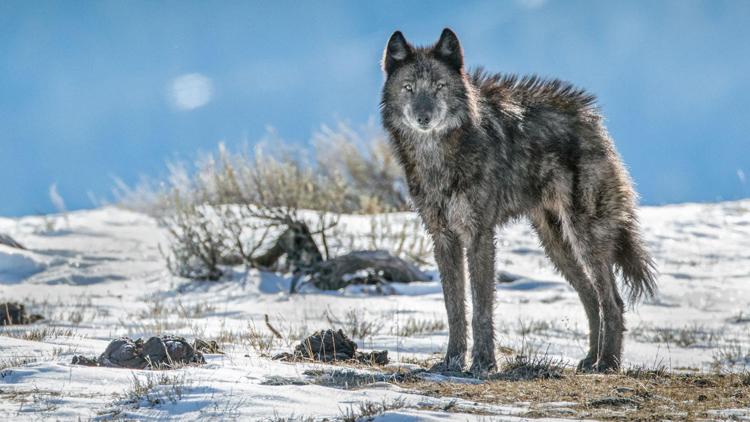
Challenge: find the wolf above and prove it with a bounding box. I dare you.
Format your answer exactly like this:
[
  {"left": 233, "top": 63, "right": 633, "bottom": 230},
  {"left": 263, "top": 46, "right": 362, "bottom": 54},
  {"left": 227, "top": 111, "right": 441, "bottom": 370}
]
[{"left": 380, "top": 28, "right": 656, "bottom": 375}]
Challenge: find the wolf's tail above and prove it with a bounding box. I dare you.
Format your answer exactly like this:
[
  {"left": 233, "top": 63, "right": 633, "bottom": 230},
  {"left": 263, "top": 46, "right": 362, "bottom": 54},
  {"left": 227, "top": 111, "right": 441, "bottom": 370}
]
[{"left": 614, "top": 217, "right": 657, "bottom": 305}]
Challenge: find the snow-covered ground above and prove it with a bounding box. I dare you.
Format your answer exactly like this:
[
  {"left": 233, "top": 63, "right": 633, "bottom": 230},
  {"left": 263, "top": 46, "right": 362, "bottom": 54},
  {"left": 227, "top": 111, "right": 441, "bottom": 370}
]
[{"left": 1, "top": 200, "right": 750, "bottom": 420}]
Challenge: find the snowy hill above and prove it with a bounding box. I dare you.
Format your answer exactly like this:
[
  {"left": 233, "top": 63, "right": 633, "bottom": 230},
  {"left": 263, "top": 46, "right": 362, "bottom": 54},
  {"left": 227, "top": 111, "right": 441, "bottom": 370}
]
[{"left": 1, "top": 201, "right": 749, "bottom": 420}]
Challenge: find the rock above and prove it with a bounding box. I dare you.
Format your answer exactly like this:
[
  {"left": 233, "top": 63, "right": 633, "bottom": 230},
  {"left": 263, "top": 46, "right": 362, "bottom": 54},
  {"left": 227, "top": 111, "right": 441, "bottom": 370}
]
[
  {"left": 295, "top": 329, "right": 357, "bottom": 362},
  {"left": 271, "top": 352, "right": 295, "bottom": 361},
  {"left": 193, "top": 338, "right": 222, "bottom": 354},
  {"left": 142, "top": 336, "right": 205, "bottom": 368},
  {"left": 283, "top": 329, "right": 389, "bottom": 365},
  {"left": 308, "top": 250, "right": 429, "bottom": 291},
  {"left": 79, "top": 336, "right": 205, "bottom": 369},
  {"left": 356, "top": 350, "right": 389, "bottom": 365},
  {"left": 98, "top": 337, "right": 147, "bottom": 369},
  {"left": 0, "top": 302, "right": 44, "bottom": 325},
  {"left": 71, "top": 355, "right": 98, "bottom": 366}
]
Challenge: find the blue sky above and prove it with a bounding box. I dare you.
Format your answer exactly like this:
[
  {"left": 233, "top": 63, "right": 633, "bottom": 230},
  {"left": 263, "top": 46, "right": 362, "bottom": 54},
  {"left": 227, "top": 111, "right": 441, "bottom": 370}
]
[{"left": 1, "top": 1, "right": 748, "bottom": 216}]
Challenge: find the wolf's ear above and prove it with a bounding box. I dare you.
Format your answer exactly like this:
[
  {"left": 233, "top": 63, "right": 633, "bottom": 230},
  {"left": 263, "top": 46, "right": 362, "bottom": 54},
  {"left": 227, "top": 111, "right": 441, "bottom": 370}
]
[
  {"left": 383, "top": 31, "right": 413, "bottom": 75},
  {"left": 432, "top": 28, "right": 463, "bottom": 71}
]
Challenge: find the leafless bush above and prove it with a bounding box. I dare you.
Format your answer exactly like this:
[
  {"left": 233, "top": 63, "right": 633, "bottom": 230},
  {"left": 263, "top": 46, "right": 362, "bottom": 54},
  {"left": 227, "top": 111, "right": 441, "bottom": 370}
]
[
  {"left": 155, "top": 142, "right": 349, "bottom": 280},
  {"left": 117, "top": 124, "right": 405, "bottom": 216},
  {"left": 116, "top": 125, "right": 426, "bottom": 281},
  {"left": 314, "top": 122, "right": 408, "bottom": 213},
  {"left": 159, "top": 199, "right": 229, "bottom": 280}
]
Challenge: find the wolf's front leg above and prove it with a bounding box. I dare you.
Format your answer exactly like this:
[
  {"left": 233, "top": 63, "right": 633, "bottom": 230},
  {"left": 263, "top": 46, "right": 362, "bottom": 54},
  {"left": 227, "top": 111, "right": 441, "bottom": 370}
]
[
  {"left": 468, "top": 231, "right": 497, "bottom": 376},
  {"left": 432, "top": 230, "right": 467, "bottom": 372}
]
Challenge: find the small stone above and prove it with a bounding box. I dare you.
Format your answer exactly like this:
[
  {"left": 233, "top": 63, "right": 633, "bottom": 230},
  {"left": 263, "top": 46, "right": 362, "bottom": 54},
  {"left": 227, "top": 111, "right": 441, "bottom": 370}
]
[
  {"left": 71, "top": 355, "right": 99, "bottom": 366},
  {"left": 193, "top": 338, "right": 222, "bottom": 354},
  {"left": 356, "top": 350, "right": 389, "bottom": 365},
  {"left": 294, "top": 329, "right": 357, "bottom": 362}
]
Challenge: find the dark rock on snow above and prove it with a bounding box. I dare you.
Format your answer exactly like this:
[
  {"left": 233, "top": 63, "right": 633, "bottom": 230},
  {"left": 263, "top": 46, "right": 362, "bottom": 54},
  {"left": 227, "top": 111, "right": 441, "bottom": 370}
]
[
  {"left": 308, "top": 250, "right": 429, "bottom": 291},
  {"left": 274, "top": 328, "right": 389, "bottom": 365},
  {"left": 72, "top": 336, "right": 205, "bottom": 369}
]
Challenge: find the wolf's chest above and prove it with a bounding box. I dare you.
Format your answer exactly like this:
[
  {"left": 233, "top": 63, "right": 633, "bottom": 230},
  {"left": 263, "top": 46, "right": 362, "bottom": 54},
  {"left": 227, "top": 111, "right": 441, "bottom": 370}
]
[{"left": 413, "top": 169, "right": 477, "bottom": 243}]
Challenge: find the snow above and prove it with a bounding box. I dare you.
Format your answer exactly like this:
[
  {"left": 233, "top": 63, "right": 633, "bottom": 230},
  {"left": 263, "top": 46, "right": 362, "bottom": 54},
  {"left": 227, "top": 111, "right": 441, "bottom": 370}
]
[
  {"left": 1, "top": 201, "right": 750, "bottom": 420},
  {"left": 0, "top": 246, "right": 47, "bottom": 283}
]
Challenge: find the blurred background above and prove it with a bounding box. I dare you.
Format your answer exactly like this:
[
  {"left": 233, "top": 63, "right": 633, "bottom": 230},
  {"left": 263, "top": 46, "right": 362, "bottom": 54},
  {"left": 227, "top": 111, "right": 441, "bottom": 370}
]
[{"left": 1, "top": 0, "right": 748, "bottom": 216}]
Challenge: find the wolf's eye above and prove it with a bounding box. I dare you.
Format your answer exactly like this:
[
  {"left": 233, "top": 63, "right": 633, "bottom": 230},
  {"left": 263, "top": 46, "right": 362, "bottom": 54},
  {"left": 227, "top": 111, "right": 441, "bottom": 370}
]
[
  {"left": 436, "top": 82, "right": 445, "bottom": 90},
  {"left": 403, "top": 83, "right": 413, "bottom": 92}
]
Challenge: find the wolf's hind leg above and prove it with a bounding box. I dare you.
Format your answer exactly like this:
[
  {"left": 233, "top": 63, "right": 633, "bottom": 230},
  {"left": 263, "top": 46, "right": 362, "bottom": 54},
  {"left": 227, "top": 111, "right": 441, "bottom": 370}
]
[
  {"left": 587, "top": 260, "right": 625, "bottom": 372},
  {"left": 432, "top": 230, "right": 468, "bottom": 372},
  {"left": 570, "top": 212, "right": 626, "bottom": 372},
  {"left": 468, "top": 230, "right": 497, "bottom": 376},
  {"left": 531, "top": 209, "right": 601, "bottom": 372}
]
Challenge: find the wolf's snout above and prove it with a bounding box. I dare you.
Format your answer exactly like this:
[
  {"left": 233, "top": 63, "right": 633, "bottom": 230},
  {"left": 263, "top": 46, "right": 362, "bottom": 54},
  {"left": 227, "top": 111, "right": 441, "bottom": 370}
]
[{"left": 414, "top": 94, "right": 434, "bottom": 128}]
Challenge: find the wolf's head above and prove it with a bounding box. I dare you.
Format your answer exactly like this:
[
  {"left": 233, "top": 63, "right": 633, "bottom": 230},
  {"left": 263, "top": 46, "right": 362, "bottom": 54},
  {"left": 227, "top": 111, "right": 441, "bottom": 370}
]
[{"left": 381, "top": 28, "right": 477, "bottom": 136}]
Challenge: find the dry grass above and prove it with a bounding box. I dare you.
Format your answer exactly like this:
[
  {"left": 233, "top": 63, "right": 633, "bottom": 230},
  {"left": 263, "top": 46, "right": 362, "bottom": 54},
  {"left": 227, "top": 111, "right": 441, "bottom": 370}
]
[
  {"left": 324, "top": 308, "right": 384, "bottom": 346},
  {"left": 137, "top": 298, "right": 216, "bottom": 320},
  {"left": 210, "top": 321, "right": 278, "bottom": 356},
  {"left": 117, "top": 372, "right": 189, "bottom": 408},
  {"left": 0, "top": 356, "right": 42, "bottom": 373},
  {"left": 0, "top": 326, "right": 76, "bottom": 342},
  {"left": 394, "top": 317, "right": 446, "bottom": 337},
  {"left": 339, "top": 397, "right": 407, "bottom": 422},
  {"left": 712, "top": 341, "right": 750, "bottom": 371},
  {"left": 401, "top": 369, "right": 750, "bottom": 420},
  {"left": 630, "top": 322, "right": 719, "bottom": 348}
]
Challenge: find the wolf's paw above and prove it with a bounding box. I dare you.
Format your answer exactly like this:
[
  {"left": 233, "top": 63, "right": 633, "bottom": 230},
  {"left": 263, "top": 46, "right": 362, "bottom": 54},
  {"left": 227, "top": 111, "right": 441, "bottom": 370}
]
[
  {"left": 429, "top": 354, "right": 466, "bottom": 374},
  {"left": 576, "top": 355, "right": 596, "bottom": 373},
  {"left": 469, "top": 355, "right": 497, "bottom": 378},
  {"left": 592, "top": 357, "right": 620, "bottom": 373}
]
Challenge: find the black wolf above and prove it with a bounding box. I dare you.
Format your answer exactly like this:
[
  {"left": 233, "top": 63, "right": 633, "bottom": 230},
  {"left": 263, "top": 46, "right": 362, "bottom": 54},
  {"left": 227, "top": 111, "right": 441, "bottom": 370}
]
[{"left": 380, "top": 28, "right": 656, "bottom": 374}]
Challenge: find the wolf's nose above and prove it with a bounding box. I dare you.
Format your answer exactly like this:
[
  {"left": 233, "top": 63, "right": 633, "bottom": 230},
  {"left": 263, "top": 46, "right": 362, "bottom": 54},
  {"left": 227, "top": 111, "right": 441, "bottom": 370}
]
[{"left": 417, "top": 115, "right": 431, "bottom": 125}]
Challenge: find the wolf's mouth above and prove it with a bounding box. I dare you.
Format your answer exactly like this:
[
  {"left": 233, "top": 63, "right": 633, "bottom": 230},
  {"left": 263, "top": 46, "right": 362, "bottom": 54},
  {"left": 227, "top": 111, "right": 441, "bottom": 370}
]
[{"left": 404, "top": 106, "right": 447, "bottom": 133}]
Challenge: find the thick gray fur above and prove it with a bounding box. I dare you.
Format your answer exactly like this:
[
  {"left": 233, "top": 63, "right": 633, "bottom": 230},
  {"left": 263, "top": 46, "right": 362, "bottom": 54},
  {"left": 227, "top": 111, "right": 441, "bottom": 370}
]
[{"left": 380, "top": 28, "right": 657, "bottom": 375}]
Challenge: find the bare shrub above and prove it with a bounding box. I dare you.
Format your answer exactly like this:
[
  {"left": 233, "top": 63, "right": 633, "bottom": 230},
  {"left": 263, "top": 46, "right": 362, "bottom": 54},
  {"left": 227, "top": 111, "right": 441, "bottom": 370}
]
[
  {"left": 117, "top": 126, "right": 391, "bottom": 216},
  {"left": 313, "top": 122, "right": 408, "bottom": 213},
  {"left": 159, "top": 199, "right": 229, "bottom": 280},
  {"left": 154, "top": 141, "right": 348, "bottom": 280},
  {"left": 115, "top": 126, "right": 427, "bottom": 282}
]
